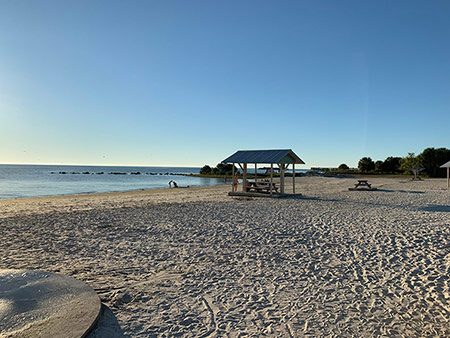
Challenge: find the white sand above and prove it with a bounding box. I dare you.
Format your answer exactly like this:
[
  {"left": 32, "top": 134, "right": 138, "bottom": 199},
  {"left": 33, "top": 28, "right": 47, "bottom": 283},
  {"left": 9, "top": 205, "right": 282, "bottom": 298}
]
[{"left": 1, "top": 177, "right": 449, "bottom": 337}]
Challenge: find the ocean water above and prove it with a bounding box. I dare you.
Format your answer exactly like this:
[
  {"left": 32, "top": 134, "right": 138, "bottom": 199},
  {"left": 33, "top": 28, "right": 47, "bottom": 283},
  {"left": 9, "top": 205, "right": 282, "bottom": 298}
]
[{"left": 0, "top": 164, "right": 226, "bottom": 200}]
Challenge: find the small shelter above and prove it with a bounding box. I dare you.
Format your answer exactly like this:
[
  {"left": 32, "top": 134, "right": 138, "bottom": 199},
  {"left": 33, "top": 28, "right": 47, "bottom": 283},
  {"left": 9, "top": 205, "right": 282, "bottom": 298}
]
[
  {"left": 410, "top": 166, "right": 425, "bottom": 181},
  {"left": 222, "top": 149, "right": 305, "bottom": 196},
  {"left": 440, "top": 161, "right": 450, "bottom": 188}
]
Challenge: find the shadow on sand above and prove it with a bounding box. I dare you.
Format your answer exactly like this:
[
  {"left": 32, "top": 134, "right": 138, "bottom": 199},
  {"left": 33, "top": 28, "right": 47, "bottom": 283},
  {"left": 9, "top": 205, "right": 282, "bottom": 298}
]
[
  {"left": 372, "top": 189, "right": 425, "bottom": 194},
  {"left": 285, "top": 195, "right": 340, "bottom": 203},
  {"left": 418, "top": 205, "right": 450, "bottom": 212},
  {"left": 89, "top": 304, "right": 128, "bottom": 337}
]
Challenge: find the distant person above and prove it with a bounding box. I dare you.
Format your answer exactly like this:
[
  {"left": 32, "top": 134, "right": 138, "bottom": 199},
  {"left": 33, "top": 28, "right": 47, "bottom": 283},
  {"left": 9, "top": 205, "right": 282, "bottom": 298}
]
[
  {"left": 232, "top": 174, "right": 238, "bottom": 192},
  {"left": 173, "top": 181, "right": 178, "bottom": 188}
]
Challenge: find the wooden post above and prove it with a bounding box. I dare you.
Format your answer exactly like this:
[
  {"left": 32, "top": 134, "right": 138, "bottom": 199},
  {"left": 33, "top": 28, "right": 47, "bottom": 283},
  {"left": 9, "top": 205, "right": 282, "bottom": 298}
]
[
  {"left": 284, "top": 163, "right": 289, "bottom": 191},
  {"left": 231, "top": 163, "right": 235, "bottom": 192},
  {"left": 243, "top": 163, "right": 247, "bottom": 192},
  {"left": 293, "top": 163, "right": 295, "bottom": 194},
  {"left": 280, "top": 164, "right": 285, "bottom": 194},
  {"left": 255, "top": 163, "right": 257, "bottom": 184},
  {"left": 447, "top": 167, "right": 449, "bottom": 189},
  {"left": 270, "top": 163, "right": 273, "bottom": 195},
  {"left": 278, "top": 164, "right": 281, "bottom": 193}
]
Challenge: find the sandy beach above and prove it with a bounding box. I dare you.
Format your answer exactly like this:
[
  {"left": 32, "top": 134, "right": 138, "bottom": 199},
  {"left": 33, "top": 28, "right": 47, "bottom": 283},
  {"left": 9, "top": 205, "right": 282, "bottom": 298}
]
[{"left": 1, "top": 176, "right": 449, "bottom": 337}]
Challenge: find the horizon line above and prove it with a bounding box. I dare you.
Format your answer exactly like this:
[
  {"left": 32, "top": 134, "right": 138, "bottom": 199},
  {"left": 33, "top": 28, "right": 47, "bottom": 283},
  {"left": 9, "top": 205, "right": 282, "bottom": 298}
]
[
  {"left": 0, "top": 162, "right": 204, "bottom": 168},
  {"left": 0, "top": 162, "right": 313, "bottom": 169}
]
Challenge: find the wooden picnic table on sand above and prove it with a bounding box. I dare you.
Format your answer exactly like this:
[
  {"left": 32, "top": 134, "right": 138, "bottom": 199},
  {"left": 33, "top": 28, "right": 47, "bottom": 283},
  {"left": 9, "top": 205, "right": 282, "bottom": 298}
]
[
  {"left": 355, "top": 180, "right": 371, "bottom": 188},
  {"left": 349, "top": 179, "right": 377, "bottom": 191},
  {"left": 246, "top": 181, "right": 279, "bottom": 193}
]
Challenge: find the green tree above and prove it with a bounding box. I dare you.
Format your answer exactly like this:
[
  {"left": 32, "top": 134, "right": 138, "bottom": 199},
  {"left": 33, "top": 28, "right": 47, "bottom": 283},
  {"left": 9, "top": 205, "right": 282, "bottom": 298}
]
[
  {"left": 338, "top": 163, "right": 349, "bottom": 170},
  {"left": 215, "top": 163, "right": 236, "bottom": 175},
  {"left": 399, "top": 153, "right": 420, "bottom": 174},
  {"left": 201, "top": 163, "right": 237, "bottom": 176},
  {"left": 375, "top": 160, "right": 383, "bottom": 172},
  {"left": 358, "top": 157, "right": 375, "bottom": 172},
  {"left": 381, "top": 156, "right": 401, "bottom": 173},
  {"left": 200, "top": 165, "right": 212, "bottom": 175},
  {"left": 418, "top": 147, "right": 450, "bottom": 178}
]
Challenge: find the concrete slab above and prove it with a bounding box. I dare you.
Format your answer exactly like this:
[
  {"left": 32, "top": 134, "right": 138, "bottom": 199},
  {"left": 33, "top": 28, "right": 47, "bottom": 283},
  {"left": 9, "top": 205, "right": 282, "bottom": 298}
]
[{"left": 0, "top": 269, "right": 101, "bottom": 338}]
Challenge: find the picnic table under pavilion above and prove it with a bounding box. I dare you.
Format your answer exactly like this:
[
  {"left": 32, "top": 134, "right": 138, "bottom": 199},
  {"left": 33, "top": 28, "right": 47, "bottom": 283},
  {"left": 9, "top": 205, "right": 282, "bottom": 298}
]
[{"left": 222, "top": 149, "right": 305, "bottom": 197}]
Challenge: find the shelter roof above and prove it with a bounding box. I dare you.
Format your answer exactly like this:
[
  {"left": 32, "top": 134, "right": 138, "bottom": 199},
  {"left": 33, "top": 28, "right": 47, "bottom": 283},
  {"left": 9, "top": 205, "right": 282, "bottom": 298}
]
[
  {"left": 222, "top": 149, "right": 305, "bottom": 164},
  {"left": 440, "top": 161, "right": 450, "bottom": 168}
]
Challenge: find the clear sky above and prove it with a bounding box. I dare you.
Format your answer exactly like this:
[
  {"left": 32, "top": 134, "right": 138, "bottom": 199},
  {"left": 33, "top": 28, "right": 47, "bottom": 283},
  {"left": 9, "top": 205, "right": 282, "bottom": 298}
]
[{"left": 1, "top": 0, "right": 449, "bottom": 168}]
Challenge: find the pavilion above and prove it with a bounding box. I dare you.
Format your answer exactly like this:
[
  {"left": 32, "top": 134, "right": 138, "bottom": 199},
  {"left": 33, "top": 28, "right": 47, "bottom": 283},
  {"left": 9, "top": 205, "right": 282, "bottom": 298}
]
[
  {"left": 440, "top": 161, "right": 450, "bottom": 188},
  {"left": 222, "top": 149, "right": 305, "bottom": 196}
]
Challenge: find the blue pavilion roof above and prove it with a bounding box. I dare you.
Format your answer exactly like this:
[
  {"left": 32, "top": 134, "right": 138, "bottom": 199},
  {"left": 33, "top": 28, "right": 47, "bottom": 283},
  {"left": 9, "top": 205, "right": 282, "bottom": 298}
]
[{"left": 222, "top": 149, "right": 305, "bottom": 164}]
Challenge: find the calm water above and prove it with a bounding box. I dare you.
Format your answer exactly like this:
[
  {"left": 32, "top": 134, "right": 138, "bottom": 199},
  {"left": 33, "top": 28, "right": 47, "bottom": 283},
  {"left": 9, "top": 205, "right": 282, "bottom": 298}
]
[{"left": 0, "top": 164, "right": 226, "bottom": 199}]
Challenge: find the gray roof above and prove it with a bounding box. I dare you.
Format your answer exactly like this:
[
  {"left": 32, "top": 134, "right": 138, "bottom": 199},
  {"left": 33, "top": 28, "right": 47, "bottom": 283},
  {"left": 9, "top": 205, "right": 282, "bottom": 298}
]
[
  {"left": 222, "top": 149, "right": 305, "bottom": 164},
  {"left": 440, "top": 161, "right": 450, "bottom": 168}
]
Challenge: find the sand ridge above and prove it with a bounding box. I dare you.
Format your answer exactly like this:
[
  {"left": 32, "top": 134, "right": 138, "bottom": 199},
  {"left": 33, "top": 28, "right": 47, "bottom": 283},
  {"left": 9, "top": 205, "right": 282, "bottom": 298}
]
[{"left": 0, "top": 177, "right": 449, "bottom": 336}]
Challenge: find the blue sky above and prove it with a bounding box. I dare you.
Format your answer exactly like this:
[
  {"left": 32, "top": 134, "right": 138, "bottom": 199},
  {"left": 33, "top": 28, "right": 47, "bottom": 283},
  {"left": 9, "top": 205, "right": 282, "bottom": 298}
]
[{"left": 1, "top": 0, "right": 449, "bottom": 167}]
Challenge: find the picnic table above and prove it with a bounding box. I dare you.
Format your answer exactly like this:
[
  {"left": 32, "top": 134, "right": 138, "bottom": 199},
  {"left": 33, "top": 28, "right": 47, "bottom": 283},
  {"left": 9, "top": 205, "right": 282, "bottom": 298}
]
[
  {"left": 246, "top": 181, "right": 278, "bottom": 193},
  {"left": 349, "top": 179, "right": 377, "bottom": 191},
  {"left": 354, "top": 180, "right": 372, "bottom": 189}
]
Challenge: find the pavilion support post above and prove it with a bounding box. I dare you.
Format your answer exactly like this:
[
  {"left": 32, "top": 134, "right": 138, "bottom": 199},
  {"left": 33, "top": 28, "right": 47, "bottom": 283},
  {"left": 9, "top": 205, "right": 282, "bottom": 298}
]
[
  {"left": 243, "top": 163, "right": 247, "bottom": 192},
  {"left": 279, "top": 164, "right": 285, "bottom": 194},
  {"left": 255, "top": 163, "right": 257, "bottom": 183},
  {"left": 278, "top": 164, "right": 281, "bottom": 193},
  {"left": 270, "top": 163, "right": 273, "bottom": 195},
  {"left": 231, "top": 163, "right": 235, "bottom": 192},
  {"left": 285, "top": 164, "right": 290, "bottom": 192},
  {"left": 293, "top": 163, "right": 295, "bottom": 194}
]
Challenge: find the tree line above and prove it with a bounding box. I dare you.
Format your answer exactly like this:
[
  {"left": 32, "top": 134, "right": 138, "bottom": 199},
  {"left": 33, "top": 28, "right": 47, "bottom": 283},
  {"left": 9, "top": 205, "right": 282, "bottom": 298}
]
[
  {"left": 200, "top": 163, "right": 237, "bottom": 176},
  {"left": 199, "top": 147, "right": 450, "bottom": 178},
  {"left": 352, "top": 147, "right": 450, "bottom": 177}
]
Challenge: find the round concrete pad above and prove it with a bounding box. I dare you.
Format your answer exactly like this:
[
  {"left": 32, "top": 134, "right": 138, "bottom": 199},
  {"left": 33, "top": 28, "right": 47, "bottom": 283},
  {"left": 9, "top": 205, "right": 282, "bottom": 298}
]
[{"left": 0, "top": 269, "right": 101, "bottom": 338}]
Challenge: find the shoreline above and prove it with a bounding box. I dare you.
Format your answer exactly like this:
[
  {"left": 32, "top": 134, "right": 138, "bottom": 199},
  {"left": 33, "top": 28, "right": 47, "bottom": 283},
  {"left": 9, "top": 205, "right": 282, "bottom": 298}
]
[
  {"left": 0, "top": 183, "right": 232, "bottom": 201},
  {"left": 1, "top": 175, "right": 445, "bottom": 202},
  {"left": 0, "top": 178, "right": 226, "bottom": 202},
  {"left": 0, "top": 164, "right": 223, "bottom": 201},
  {"left": 0, "top": 184, "right": 215, "bottom": 202},
  {"left": 0, "top": 183, "right": 232, "bottom": 219}
]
